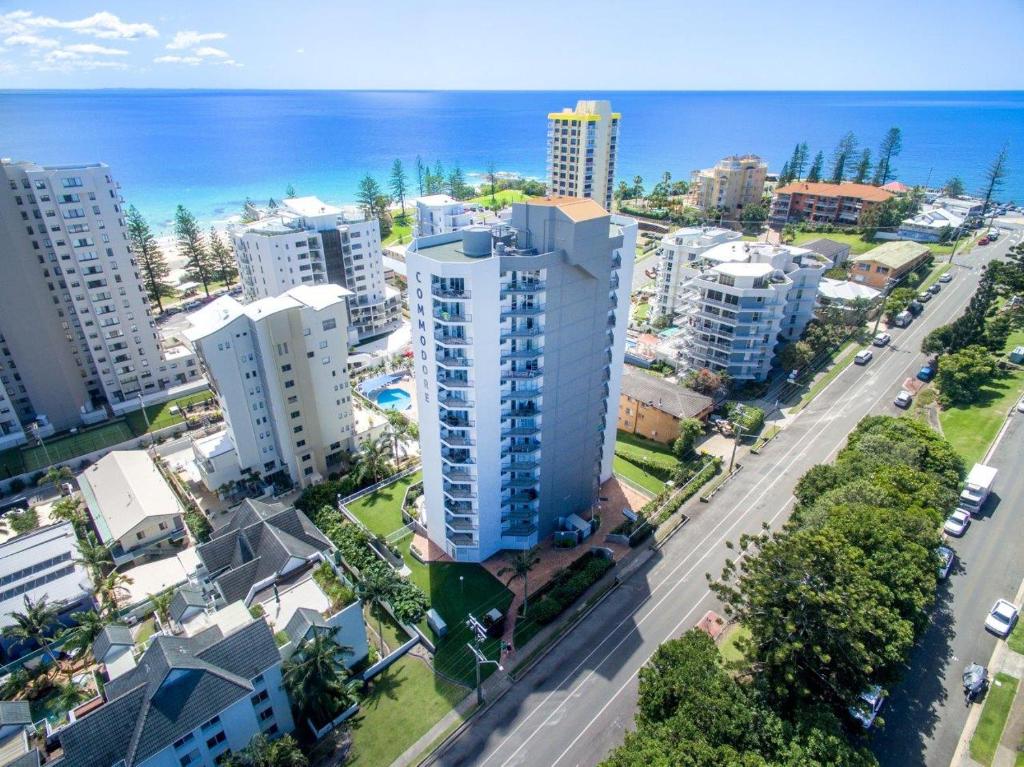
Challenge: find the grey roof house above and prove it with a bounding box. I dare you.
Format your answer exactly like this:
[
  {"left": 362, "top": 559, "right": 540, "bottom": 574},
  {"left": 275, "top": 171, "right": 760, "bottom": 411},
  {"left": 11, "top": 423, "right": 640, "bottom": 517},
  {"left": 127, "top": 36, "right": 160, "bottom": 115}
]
[
  {"left": 0, "top": 701, "right": 36, "bottom": 767},
  {"left": 801, "top": 237, "right": 852, "bottom": 267},
  {"left": 195, "top": 500, "right": 332, "bottom": 606},
  {"left": 54, "top": 618, "right": 294, "bottom": 767}
]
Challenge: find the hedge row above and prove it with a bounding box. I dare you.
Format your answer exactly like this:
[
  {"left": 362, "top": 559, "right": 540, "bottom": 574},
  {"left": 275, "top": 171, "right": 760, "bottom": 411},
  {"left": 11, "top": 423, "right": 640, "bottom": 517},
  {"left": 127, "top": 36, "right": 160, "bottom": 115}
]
[
  {"left": 656, "top": 457, "right": 722, "bottom": 522},
  {"left": 527, "top": 555, "right": 615, "bottom": 625},
  {"left": 614, "top": 451, "right": 676, "bottom": 482}
]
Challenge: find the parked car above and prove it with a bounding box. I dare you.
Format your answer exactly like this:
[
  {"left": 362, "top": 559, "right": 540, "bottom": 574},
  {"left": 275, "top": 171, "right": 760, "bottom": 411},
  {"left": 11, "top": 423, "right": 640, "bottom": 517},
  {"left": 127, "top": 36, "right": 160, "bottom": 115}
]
[
  {"left": 944, "top": 509, "right": 971, "bottom": 537},
  {"left": 850, "top": 686, "right": 886, "bottom": 729},
  {"left": 939, "top": 273, "right": 953, "bottom": 283},
  {"left": 908, "top": 300, "right": 925, "bottom": 316},
  {"left": 979, "top": 237, "right": 991, "bottom": 246},
  {"left": 183, "top": 300, "right": 203, "bottom": 311},
  {"left": 894, "top": 390, "right": 913, "bottom": 409},
  {"left": 929, "top": 283, "right": 942, "bottom": 295},
  {"left": 938, "top": 546, "right": 956, "bottom": 579},
  {"left": 892, "top": 310, "right": 913, "bottom": 328},
  {"left": 985, "top": 600, "right": 1019, "bottom": 638},
  {"left": 917, "top": 364, "right": 936, "bottom": 382},
  {"left": 1017, "top": 396, "right": 1024, "bottom": 414},
  {"left": 918, "top": 291, "right": 933, "bottom": 303},
  {"left": 873, "top": 332, "right": 892, "bottom": 347},
  {"left": 854, "top": 349, "right": 873, "bottom": 365}
]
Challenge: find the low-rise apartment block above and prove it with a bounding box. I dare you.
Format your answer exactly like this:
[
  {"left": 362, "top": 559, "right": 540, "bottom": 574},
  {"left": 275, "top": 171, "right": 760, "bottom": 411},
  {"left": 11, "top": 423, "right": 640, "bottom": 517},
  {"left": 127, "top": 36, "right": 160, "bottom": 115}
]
[
  {"left": 769, "top": 181, "right": 893, "bottom": 227},
  {"left": 414, "top": 195, "right": 474, "bottom": 236},
  {"left": 689, "top": 155, "right": 768, "bottom": 214},
  {"left": 546, "top": 100, "right": 619, "bottom": 211},
  {"left": 186, "top": 284, "right": 357, "bottom": 489},
  {"left": 850, "top": 241, "right": 931, "bottom": 290},
  {"left": 617, "top": 366, "right": 713, "bottom": 444},
  {"left": 898, "top": 208, "right": 964, "bottom": 243},
  {"left": 674, "top": 241, "right": 829, "bottom": 381},
  {"left": 0, "top": 160, "right": 202, "bottom": 434},
  {"left": 652, "top": 227, "right": 741, "bottom": 320},
  {"left": 406, "top": 198, "right": 636, "bottom": 562},
  {"left": 232, "top": 196, "right": 401, "bottom": 343}
]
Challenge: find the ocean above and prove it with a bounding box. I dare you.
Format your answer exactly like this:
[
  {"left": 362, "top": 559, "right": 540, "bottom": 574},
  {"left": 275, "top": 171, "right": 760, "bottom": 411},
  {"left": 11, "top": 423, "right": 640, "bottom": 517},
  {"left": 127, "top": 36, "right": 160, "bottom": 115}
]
[{"left": 0, "top": 90, "right": 1020, "bottom": 231}]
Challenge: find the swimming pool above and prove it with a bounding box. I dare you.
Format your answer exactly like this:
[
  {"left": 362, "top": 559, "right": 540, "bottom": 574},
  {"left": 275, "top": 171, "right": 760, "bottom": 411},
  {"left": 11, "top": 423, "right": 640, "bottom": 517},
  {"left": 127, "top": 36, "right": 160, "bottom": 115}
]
[{"left": 372, "top": 387, "right": 413, "bottom": 411}]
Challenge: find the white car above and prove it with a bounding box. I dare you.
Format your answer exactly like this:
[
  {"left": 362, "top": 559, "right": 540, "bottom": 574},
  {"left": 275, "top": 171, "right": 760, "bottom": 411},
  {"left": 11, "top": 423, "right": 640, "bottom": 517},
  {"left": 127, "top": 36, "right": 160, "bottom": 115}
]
[
  {"left": 850, "top": 686, "right": 886, "bottom": 729},
  {"left": 944, "top": 509, "right": 971, "bottom": 537},
  {"left": 937, "top": 546, "right": 956, "bottom": 579},
  {"left": 1017, "top": 396, "right": 1024, "bottom": 414},
  {"left": 854, "top": 349, "right": 874, "bottom": 365},
  {"left": 939, "top": 273, "right": 953, "bottom": 283},
  {"left": 873, "top": 332, "right": 892, "bottom": 347},
  {"left": 894, "top": 390, "right": 913, "bottom": 409},
  {"left": 985, "top": 600, "right": 1020, "bottom": 638}
]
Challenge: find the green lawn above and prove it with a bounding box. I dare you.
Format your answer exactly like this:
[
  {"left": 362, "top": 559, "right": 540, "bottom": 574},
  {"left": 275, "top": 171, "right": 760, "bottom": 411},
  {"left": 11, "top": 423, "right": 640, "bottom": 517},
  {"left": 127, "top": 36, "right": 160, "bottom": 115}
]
[
  {"left": 124, "top": 389, "right": 215, "bottom": 436},
  {"left": 791, "top": 231, "right": 877, "bottom": 256},
  {"left": 615, "top": 431, "right": 679, "bottom": 470},
  {"left": 405, "top": 546, "right": 513, "bottom": 687},
  {"left": 345, "top": 471, "right": 422, "bottom": 537},
  {"left": 940, "top": 366, "right": 1024, "bottom": 466},
  {"left": 613, "top": 455, "right": 665, "bottom": 496},
  {"left": 719, "top": 624, "right": 750, "bottom": 666},
  {"left": 135, "top": 617, "right": 156, "bottom": 646},
  {"left": 0, "top": 447, "right": 25, "bottom": 480},
  {"left": 633, "top": 302, "right": 651, "bottom": 323},
  {"left": 347, "top": 656, "right": 467, "bottom": 767},
  {"left": 22, "top": 420, "right": 136, "bottom": 472},
  {"left": 467, "top": 189, "right": 528, "bottom": 209},
  {"left": 919, "top": 262, "right": 952, "bottom": 290},
  {"left": 970, "top": 672, "right": 1019, "bottom": 766},
  {"left": 1008, "top": 621, "right": 1024, "bottom": 656},
  {"left": 382, "top": 214, "right": 414, "bottom": 247},
  {"left": 364, "top": 603, "right": 411, "bottom": 655}
]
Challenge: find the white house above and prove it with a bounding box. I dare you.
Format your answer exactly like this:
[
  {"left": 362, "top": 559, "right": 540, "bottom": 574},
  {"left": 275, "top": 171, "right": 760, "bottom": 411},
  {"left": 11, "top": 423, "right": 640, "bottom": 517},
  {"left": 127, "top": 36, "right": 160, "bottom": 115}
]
[
  {"left": 898, "top": 208, "right": 965, "bottom": 243},
  {"left": 414, "top": 195, "right": 474, "bottom": 237}
]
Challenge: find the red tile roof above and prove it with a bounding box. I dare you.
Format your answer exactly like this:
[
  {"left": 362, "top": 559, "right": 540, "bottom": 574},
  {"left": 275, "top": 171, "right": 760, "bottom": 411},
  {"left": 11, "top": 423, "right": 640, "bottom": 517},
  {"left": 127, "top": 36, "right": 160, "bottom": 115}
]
[{"left": 774, "top": 181, "right": 893, "bottom": 203}]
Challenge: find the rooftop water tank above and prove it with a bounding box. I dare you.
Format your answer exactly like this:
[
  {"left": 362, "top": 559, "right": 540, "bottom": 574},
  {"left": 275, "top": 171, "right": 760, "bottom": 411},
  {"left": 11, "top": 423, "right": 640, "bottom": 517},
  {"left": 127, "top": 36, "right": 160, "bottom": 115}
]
[{"left": 461, "top": 226, "right": 492, "bottom": 258}]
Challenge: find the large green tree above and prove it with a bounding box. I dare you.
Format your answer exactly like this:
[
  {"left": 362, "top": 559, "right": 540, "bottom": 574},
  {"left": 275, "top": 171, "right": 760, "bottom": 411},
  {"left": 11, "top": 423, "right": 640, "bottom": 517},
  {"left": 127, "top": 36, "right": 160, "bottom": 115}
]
[
  {"left": 829, "top": 132, "right": 858, "bottom": 183},
  {"left": 853, "top": 148, "right": 872, "bottom": 184},
  {"left": 126, "top": 205, "right": 174, "bottom": 311},
  {"left": 226, "top": 734, "right": 307, "bottom": 767},
  {"left": 208, "top": 228, "right": 238, "bottom": 287},
  {"left": 872, "top": 127, "right": 903, "bottom": 185},
  {"left": 389, "top": 159, "right": 409, "bottom": 220},
  {"left": 498, "top": 547, "right": 541, "bottom": 617},
  {"left": 935, "top": 344, "right": 998, "bottom": 406},
  {"left": 978, "top": 145, "right": 1009, "bottom": 221},
  {"left": 174, "top": 205, "right": 215, "bottom": 296},
  {"left": 2, "top": 595, "right": 62, "bottom": 664},
  {"left": 282, "top": 630, "right": 356, "bottom": 727},
  {"left": 806, "top": 151, "right": 825, "bottom": 183}
]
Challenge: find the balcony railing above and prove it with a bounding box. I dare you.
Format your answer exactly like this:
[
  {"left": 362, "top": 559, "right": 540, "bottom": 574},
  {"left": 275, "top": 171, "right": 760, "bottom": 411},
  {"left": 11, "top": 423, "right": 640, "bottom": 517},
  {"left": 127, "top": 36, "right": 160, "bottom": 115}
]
[
  {"left": 500, "top": 282, "right": 546, "bottom": 296},
  {"left": 433, "top": 310, "right": 472, "bottom": 323},
  {"left": 503, "top": 369, "right": 543, "bottom": 380},
  {"left": 436, "top": 356, "right": 472, "bottom": 368},
  {"left": 439, "top": 394, "right": 474, "bottom": 408},
  {"left": 438, "top": 376, "right": 472, "bottom": 388},
  {"left": 434, "top": 332, "right": 471, "bottom": 346},
  {"left": 500, "top": 305, "right": 544, "bottom": 319},
  {"left": 441, "top": 416, "right": 475, "bottom": 428},
  {"left": 501, "top": 326, "right": 544, "bottom": 339},
  {"left": 432, "top": 285, "right": 471, "bottom": 299},
  {"left": 440, "top": 431, "right": 474, "bottom": 447},
  {"left": 501, "top": 347, "right": 542, "bottom": 360},
  {"left": 502, "top": 389, "right": 542, "bottom": 400}
]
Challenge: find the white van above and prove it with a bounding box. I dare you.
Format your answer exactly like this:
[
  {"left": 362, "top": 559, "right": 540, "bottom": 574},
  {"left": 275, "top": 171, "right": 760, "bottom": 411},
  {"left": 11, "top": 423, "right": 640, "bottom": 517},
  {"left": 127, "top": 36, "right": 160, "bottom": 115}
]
[{"left": 960, "top": 463, "right": 997, "bottom": 513}]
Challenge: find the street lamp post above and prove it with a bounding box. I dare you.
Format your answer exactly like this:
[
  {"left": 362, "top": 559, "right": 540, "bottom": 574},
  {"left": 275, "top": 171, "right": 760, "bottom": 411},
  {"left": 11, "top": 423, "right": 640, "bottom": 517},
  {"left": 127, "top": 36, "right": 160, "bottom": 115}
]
[
  {"left": 466, "top": 614, "right": 504, "bottom": 705},
  {"left": 30, "top": 422, "right": 53, "bottom": 469}
]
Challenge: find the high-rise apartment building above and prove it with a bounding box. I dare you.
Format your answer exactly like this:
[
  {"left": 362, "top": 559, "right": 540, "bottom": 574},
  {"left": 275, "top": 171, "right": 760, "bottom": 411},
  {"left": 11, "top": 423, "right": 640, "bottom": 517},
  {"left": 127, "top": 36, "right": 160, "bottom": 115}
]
[
  {"left": 652, "top": 227, "right": 741, "bottom": 320},
  {"left": 0, "top": 160, "right": 197, "bottom": 434},
  {"left": 546, "top": 100, "right": 619, "bottom": 211},
  {"left": 406, "top": 198, "right": 636, "bottom": 562},
  {"left": 186, "top": 284, "right": 357, "bottom": 489},
  {"left": 232, "top": 196, "right": 401, "bottom": 343},
  {"left": 675, "top": 242, "right": 829, "bottom": 381},
  {"left": 689, "top": 155, "right": 768, "bottom": 213}
]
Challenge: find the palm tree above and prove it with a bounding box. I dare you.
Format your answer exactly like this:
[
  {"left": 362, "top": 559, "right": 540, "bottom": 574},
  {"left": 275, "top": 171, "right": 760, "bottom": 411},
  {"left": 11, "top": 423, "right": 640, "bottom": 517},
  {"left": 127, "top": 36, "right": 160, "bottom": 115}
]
[
  {"left": 281, "top": 630, "right": 356, "bottom": 727},
  {"left": 74, "top": 532, "right": 113, "bottom": 582},
  {"left": 353, "top": 434, "right": 393, "bottom": 485},
  {"left": 385, "top": 412, "right": 411, "bottom": 461},
  {"left": 148, "top": 590, "right": 174, "bottom": 626},
  {"left": 63, "top": 609, "right": 109, "bottom": 660},
  {"left": 53, "top": 679, "right": 86, "bottom": 713},
  {"left": 38, "top": 465, "right": 72, "bottom": 491},
  {"left": 226, "top": 733, "right": 308, "bottom": 767},
  {"left": 51, "top": 496, "right": 87, "bottom": 528},
  {"left": 96, "top": 570, "right": 133, "bottom": 616},
  {"left": 498, "top": 547, "right": 541, "bottom": 618},
  {"left": 356, "top": 570, "right": 394, "bottom": 655},
  {"left": 2, "top": 595, "right": 62, "bottom": 664}
]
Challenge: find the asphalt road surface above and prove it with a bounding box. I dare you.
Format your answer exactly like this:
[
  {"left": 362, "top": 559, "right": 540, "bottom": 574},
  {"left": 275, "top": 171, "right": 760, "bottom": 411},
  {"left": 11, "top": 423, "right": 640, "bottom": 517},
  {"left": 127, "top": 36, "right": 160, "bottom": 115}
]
[{"left": 434, "top": 233, "right": 1019, "bottom": 767}]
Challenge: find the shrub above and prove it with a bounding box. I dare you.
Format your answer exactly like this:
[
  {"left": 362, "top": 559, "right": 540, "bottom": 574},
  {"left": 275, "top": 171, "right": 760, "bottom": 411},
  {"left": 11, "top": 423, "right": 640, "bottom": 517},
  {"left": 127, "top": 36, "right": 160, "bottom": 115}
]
[
  {"left": 614, "top": 452, "right": 674, "bottom": 482},
  {"left": 726, "top": 404, "right": 765, "bottom": 434},
  {"left": 184, "top": 509, "right": 212, "bottom": 543},
  {"left": 528, "top": 555, "right": 615, "bottom": 625},
  {"left": 8, "top": 507, "right": 39, "bottom": 535}
]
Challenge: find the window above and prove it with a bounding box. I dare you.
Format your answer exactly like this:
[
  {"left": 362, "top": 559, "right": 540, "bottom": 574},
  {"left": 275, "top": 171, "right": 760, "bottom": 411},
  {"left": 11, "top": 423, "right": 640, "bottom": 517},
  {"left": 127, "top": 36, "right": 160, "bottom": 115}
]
[
  {"left": 322, "top": 318, "right": 337, "bottom": 331},
  {"left": 135, "top": 531, "right": 145, "bottom": 541},
  {"left": 173, "top": 734, "right": 194, "bottom": 750},
  {"left": 158, "top": 521, "right": 168, "bottom": 531},
  {"left": 284, "top": 380, "right": 295, "bottom": 389},
  {"left": 293, "top": 425, "right": 303, "bottom": 434},
  {"left": 251, "top": 689, "right": 270, "bottom": 706},
  {"left": 206, "top": 731, "right": 226, "bottom": 749},
  {"left": 179, "top": 749, "right": 201, "bottom": 767},
  {"left": 280, "top": 364, "right": 292, "bottom": 372},
  {"left": 290, "top": 410, "right": 300, "bottom": 419}
]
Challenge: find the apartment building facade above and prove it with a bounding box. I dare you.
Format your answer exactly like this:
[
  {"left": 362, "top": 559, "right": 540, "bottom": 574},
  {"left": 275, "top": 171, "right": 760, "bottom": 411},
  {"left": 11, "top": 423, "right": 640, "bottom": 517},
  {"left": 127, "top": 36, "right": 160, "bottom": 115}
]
[
  {"left": 232, "top": 196, "right": 401, "bottom": 343},
  {"left": 676, "top": 242, "right": 829, "bottom": 381},
  {"left": 690, "top": 155, "right": 768, "bottom": 213},
  {"left": 546, "top": 100, "right": 619, "bottom": 211},
  {"left": 0, "top": 160, "right": 190, "bottom": 433},
  {"left": 406, "top": 198, "right": 636, "bottom": 562},
  {"left": 769, "top": 181, "right": 893, "bottom": 227},
  {"left": 652, "top": 227, "right": 742, "bottom": 320},
  {"left": 414, "top": 194, "right": 474, "bottom": 236},
  {"left": 186, "top": 284, "right": 357, "bottom": 489}
]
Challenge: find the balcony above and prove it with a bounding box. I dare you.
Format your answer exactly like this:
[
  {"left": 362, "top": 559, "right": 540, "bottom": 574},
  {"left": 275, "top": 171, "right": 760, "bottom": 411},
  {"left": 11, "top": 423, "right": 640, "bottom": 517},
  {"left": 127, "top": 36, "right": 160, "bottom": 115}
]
[
  {"left": 500, "top": 305, "right": 544, "bottom": 320},
  {"left": 503, "top": 458, "right": 539, "bottom": 472},
  {"left": 446, "top": 517, "right": 478, "bottom": 532},
  {"left": 505, "top": 492, "right": 539, "bottom": 505},
  {"left": 434, "top": 331, "right": 471, "bottom": 346},
  {"left": 502, "top": 478, "right": 539, "bottom": 491},
  {"left": 436, "top": 355, "right": 472, "bottom": 369},
  {"left": 502, "top": 425, "right": 540, "bottom": 437},
  {"left": 500, "top": 281, "right": 546, "bottom": 296},
  {"left": 442, "top": 466, "right": 475, "bottom": 482},
  {"left": 501, "top": 524, "right": 537, "bottom": 539},
  {"left": 432, "top": 285, "right": 471, "bottom": 299},
  {"left": 439, "top": 393, "right": 474, "bottom": 408},
  {"left": 440, "top": 431, "right": 474, "bottom": 447},
  {"left": 433, "top": 310, "right": 472, "bottom": 324},
  {"left": 437, "top": 375, "right": 472, "bottom": 388},
  {"left": 441, "top": 415, "right": 475, "bottom": 429},
  {"left": 444, "top": 500, "right": 475, "bottom": 515},
  {"left": 441, "top": 451, "right": 475, "bottom": 466},
  {"left": 501, "top": 326, "right": 544, "bottom": 339},
  {"left": 501, "top": 347, "right": 543, "bottom": 361},
  {"left": 505, "top": 441, "right": 540, "bottom": 455},
  {"left": 503, "top": 369, "right": 543, "bottom": 380},
  {"left": 443, "top": 485, "right": 477, "bottom": 500},
  {"left": 502, "top": 388, "right": 542, "bottom": 401},
  {"left": 449, "top": 533, "right": 477, "bottom": 546}
]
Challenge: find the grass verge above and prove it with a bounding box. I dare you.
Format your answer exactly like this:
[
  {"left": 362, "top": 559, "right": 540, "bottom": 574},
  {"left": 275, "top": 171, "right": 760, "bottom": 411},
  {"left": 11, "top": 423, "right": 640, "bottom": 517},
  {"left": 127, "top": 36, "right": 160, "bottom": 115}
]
[
  {"left": 940, "top": 366, "right": 1024, "bottom": 466},
  {"left": 615, "top": 431, "right": 678, "bottom": 469},
  {"left": 789, "top": 342, "right": 860, "bottom": 414},
  {"left": 345, "top": 471, "right": 421, "bottom": 538},
  {"left": 613, "top": 455, "right": 664, "bottom": 495},
  {"left": 347, "top": 656, "right": 467, "bottom": 767},
  {"left": 719, "top": 624, "right": 751, "bottom": 666},
  {"left": 970, "top": 672, "right": 1019, "bottom": 766}
]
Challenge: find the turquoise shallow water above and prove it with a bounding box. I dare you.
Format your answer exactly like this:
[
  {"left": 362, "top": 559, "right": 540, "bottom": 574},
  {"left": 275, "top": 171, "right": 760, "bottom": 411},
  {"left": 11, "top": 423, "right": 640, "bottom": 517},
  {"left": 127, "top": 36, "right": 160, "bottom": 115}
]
[
  {"left": 373, "top": 387, "right": 413, "bottom": 411},
  {"left": 0, "top": 90, "right": 1020, "bottom": 230}
]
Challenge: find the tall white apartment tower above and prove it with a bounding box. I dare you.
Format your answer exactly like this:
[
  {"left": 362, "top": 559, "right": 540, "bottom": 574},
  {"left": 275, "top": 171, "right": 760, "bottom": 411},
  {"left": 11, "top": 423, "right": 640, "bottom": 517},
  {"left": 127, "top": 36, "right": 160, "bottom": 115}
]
[
  {"left": 232, "top": 196, "right": 401, "bottom": 343},
  {"left": 186, "top": 284, "right": 357, "bottom": 488},
  {"left": 546, "top": 100, "right": 619, "bottom": 211},
  {"left": 406, "top": 198, "right": 636, "bottom": 563},
  {"left": 652, "top": 227, "right": 742, "bottom": 320},
  {"left": 0, "top": 160, "right": 173, "bottom": 432}
]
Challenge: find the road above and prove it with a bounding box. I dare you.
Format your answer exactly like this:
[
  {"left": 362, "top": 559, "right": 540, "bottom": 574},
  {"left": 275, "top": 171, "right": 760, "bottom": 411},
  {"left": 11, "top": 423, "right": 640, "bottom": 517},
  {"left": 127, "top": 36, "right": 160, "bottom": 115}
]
[
  {"left": 872, "top": 226, "right": 1024, "bottom": 767},
  {"left": 433, "top": 231, "right": 1020, "bottom": 767}
]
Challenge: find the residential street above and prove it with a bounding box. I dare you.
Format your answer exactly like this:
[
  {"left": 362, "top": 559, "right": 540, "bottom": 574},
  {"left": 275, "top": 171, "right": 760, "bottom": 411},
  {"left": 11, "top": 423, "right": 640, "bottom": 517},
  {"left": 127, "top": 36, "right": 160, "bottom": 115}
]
[{"left": 432, "top": 231, "right": 1019, "bottom": 767}]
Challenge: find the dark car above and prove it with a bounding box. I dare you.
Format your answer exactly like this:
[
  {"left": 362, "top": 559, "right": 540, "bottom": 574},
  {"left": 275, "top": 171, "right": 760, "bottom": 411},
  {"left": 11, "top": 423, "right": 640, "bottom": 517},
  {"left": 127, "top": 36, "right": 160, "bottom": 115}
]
[
  {"left": 918, "top": 364, "right": 936, "bottom": 382},
  {"left": 908, "top": 300, "right": 925, "bottom": 317},
  {"left": 929, "top": 283, "right": 942, "bottom": 295}
]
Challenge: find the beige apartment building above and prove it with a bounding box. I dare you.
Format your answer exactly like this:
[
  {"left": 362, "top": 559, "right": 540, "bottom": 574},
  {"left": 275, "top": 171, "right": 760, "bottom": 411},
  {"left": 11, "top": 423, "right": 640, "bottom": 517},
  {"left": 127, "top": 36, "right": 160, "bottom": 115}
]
[
  {"left": 546, "top": 100, "right": 619, "bottom": 211},
  {"left": 690, "top": 155, "right": 768, "bottom": 214}
]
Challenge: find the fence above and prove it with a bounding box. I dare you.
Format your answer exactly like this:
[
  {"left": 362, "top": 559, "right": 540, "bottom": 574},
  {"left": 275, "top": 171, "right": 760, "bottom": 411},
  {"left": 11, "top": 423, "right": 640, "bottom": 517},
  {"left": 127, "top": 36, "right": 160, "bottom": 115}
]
[{"left": 359, "top": 635, "right": 421, "bottom": 681}]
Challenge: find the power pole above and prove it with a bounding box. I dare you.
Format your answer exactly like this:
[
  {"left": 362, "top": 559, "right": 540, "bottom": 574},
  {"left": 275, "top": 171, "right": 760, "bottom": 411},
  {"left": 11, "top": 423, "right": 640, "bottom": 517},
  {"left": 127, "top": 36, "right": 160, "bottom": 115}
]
[{"left": 466, "top": 614, "right": 502, "bottom": 705}]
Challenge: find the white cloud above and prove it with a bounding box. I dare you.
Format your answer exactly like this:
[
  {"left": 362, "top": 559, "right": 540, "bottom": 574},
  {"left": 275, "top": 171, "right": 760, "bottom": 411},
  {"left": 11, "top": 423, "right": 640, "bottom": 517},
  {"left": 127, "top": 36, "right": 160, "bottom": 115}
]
[
  {"left": 20, "top": 11, "right": 157, "bottom": 40},
  {"left": 63, "top": 43, "right": 128, "bottom": 56},
  {"left": 154, "top": 54, "right": 201, "bottom": 65},
  {"left": 166, "top": 30, "right": 225, "bottom": 50},
  {"left": 194, "top": 46, "right": 228, "bottom": 58},
  {"left": 296, "top": 48, "right": 305, "bottom": 54},
  {"left": 4, "top": 33, "right": 59, "bottom": 48}
]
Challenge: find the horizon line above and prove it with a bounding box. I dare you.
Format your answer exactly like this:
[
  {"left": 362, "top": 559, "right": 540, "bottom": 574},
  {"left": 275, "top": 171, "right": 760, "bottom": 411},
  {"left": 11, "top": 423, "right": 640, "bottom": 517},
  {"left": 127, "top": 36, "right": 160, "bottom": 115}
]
[{"left": 1, "top": 87, "right": 1022, "bottom": 94}]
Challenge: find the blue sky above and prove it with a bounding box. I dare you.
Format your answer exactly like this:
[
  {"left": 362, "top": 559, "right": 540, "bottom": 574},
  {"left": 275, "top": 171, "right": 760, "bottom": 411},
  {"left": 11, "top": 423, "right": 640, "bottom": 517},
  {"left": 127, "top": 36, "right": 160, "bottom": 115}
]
[{"left": 1, "top": 0, "right": 1022, "bottom": 90}]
